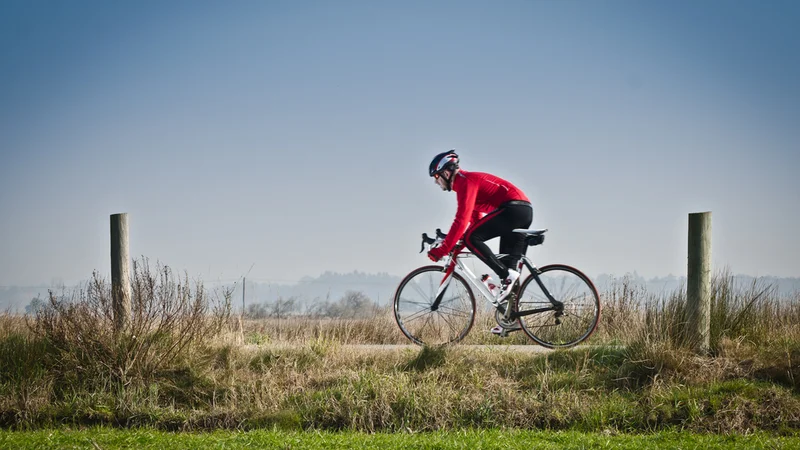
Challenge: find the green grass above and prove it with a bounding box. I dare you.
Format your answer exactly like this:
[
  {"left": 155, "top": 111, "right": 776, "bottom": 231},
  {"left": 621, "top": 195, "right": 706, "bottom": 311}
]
[
  {"left": 1, "top": 428, "right": 799, "bottom": 449},
  {"left": 2, "top": 342, "right": 799, "bottom": 432}
]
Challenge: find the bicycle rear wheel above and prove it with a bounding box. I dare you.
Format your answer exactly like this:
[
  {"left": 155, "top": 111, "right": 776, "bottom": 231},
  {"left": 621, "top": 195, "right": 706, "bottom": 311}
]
[
  {"left": 516, "top": 264, "right": 600, "bottom": 348},
  {"left": 393, "top": 265, "right": 476, "bottom": 346}
]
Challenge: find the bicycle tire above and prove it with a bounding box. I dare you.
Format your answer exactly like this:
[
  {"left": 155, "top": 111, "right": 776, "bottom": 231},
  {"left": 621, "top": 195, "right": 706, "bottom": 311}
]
[
  {"left": 515, "top": 264, "right": 601, "bottom": 348},
  {"left": 393, "top": 265, "right": 476, "bottom": 346}
]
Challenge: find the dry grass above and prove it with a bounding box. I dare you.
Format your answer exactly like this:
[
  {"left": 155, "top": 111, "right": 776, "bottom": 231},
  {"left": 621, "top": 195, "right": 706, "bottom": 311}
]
[
  {"left": 0, "top": 269, "right": 798, "bottom": 433},
  {"left": 233, "top": 308, "right": 531, "bottom": 346},
  {"left": 236, "top": 315, "right": 401, "bottom": 345},
  {"left": 596, "top": 271, "right": 800, "bottom": 351},
  {"left": 235, "top": 271, "right": 800, "bottom": 350}
]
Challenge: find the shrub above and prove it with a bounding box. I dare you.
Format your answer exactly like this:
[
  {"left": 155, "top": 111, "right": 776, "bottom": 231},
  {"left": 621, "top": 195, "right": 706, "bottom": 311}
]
[{"left": 29, "top": 259, "right": 232, "bottom": 401}]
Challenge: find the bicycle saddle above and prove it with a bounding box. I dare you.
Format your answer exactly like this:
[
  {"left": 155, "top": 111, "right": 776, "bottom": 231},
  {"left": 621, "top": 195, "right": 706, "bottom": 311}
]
[{"left": 512, "top": 228, "right": 548, "bottom": 235}]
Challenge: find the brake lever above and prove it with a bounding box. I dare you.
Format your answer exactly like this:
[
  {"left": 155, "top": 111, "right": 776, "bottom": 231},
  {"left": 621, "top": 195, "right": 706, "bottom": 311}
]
[{"left": 420, "top": 233, "right": 434, "bottom": 253}]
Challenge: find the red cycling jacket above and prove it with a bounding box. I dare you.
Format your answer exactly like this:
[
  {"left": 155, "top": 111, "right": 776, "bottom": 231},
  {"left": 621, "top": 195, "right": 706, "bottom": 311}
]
[{"left": 438, "top": 169, "right": 530, "bottom": 253}]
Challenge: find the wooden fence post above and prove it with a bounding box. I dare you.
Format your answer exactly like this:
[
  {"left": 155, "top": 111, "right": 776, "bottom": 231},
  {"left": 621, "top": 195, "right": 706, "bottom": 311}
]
[
  {"left": 111, "top": 213, "right": 131, "bottom": 333},
  {"left": 687, "top": 211, "right": 711, "bottom": 354}
]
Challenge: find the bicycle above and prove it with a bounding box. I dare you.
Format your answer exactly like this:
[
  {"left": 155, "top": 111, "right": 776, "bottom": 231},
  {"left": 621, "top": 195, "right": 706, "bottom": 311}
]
[{"left": 392, "top": 228, "right": 601, "bottom": 348}]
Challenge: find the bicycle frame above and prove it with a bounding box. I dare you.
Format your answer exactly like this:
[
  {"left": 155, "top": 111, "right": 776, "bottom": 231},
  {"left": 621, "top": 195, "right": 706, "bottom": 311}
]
[{"left": 430, "top": 242, "right": 563, "bottom": 320}]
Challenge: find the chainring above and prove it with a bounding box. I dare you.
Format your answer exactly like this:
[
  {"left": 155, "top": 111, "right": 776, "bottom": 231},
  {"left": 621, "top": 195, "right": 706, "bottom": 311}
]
[{"left": 494, "top": 299, "right": 519, "bottom": 329}]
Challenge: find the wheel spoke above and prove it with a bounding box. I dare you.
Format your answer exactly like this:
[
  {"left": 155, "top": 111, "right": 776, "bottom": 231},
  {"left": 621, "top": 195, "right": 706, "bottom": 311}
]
[
  {"left": 399, "top": 297, "right": 432, "bottom": 308},
  {"left": 438, "top": 294, "right": 463, "bottom": 306},
  {"left": 516, "top": 265, "right": 600, "bottom": 348},
  {"left": 436, "top": 310, "right": 459, "bottom": 336},
  {"left": 409, "top": 279, "right": 431, "bottom": 300},
  {"left": 419, "top": 313, "right": 435, "bottom": 336},
  {"left": 394, "top": 267, "right": 475, "bottom": 345},
  {"left": 438, "top": 304, "right": 472, "bottom": 318},
  {"left": 402, "top": 308, "right": 435, "bottom": 324}
]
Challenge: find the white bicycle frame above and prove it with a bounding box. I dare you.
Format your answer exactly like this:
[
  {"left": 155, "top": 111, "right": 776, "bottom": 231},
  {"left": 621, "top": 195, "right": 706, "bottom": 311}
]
[{"left": 433, "top": 245, "right": 529, "bottom": 310}]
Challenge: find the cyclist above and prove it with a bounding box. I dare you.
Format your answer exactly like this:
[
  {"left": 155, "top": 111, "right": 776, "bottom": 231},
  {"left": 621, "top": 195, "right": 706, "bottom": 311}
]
[{"left": 427, "top": 150, "right": 533, "bottom": 306}]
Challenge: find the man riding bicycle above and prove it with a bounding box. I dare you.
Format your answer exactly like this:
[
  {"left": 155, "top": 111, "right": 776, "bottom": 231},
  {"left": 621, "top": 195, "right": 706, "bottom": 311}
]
[{"left": 427, "top": 150, "right": 533, "bottom": 305}]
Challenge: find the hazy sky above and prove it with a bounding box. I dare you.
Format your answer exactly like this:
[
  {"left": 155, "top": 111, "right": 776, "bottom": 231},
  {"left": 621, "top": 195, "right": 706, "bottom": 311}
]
[{"left": 1, "top": 0, "right": 798, "bottom": 287}]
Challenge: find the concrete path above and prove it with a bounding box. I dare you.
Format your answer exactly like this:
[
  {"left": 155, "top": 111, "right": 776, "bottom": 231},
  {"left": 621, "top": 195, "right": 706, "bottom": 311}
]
[
  {"left": 343, "top": 344, "right": 555, "bottom": 352},
  {"left": 240, "top": 343, "right": 605, "bottom": 353}
]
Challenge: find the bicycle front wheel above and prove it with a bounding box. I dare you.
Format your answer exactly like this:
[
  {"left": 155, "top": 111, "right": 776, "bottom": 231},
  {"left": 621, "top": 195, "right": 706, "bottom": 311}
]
[
  {"left": 393, "top": 265, "right": 476, "bottom": 346},
  {"left": 516, "top": 264, "right": 600, "bottom": 348}
]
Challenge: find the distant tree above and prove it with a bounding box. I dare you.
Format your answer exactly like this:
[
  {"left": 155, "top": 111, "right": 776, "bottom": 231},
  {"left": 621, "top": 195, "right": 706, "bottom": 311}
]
[
  {"left": 303, "top": 296, "right": 328, "bottom": 317},
  {"left": 269, "top": 296, "right": 297, "bottom": 319},
  {"left": 245, "top": 297, "right": 298, "bottom": 319},
  {"left": 25, "top": 297, "right": 45, "bottom": 315},
  {"left": 245, "top": 302, "right": 269, "bottom": 319},
  {"left": 317, "top": 290, "right": 376, "bottom": 318},
  {"left": 339, "top": 290, "right": 374, "bottom": 318}
]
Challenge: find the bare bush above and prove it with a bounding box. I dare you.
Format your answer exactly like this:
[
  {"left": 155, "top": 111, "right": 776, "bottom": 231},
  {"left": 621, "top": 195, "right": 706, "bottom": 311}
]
[{"left": 30, "top": 258, "right": 232, "bottom": 393}]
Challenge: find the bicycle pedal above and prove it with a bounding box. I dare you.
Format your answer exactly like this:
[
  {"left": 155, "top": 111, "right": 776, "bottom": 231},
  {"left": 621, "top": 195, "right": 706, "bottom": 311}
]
[{"left": 491, "top": 326, "right": 520, "bottom": 337}]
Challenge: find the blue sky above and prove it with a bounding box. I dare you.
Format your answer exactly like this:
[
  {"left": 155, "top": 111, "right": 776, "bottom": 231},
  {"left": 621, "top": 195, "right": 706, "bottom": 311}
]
[{"left": 1, "top": 0, "right": 798, "bottom": 286}]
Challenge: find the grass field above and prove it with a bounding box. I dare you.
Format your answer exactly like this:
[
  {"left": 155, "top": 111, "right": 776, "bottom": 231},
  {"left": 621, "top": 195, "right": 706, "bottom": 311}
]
[
  {"left": 2, "top": 428, "right": 799, "bottom": 450},
  {"left": 1, "top": 263, "right": 798, "bottom": 438}
]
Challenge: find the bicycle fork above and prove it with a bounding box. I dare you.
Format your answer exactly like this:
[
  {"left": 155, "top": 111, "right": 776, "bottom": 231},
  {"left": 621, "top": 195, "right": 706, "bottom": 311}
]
[{"left": 430, "top": 259, "right": 457, "bottom": 311}]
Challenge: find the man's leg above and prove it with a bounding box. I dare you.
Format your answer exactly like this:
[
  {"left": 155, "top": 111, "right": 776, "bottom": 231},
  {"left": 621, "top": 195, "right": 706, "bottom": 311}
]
[
  {"left": 464, "top": 209, "right": 511, "bottom": 280},
  {"left": 498, "top": 204, "right": 534, "bottom": 273}
]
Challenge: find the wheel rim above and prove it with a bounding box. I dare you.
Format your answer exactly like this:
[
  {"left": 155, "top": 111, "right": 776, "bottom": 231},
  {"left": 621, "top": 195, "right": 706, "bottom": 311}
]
[
  {"left": 394, "top": 267, "right": 475, "bottom": 345},
  {"left": 517, "top": 265, "right": 600, "bottom": 348}
]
